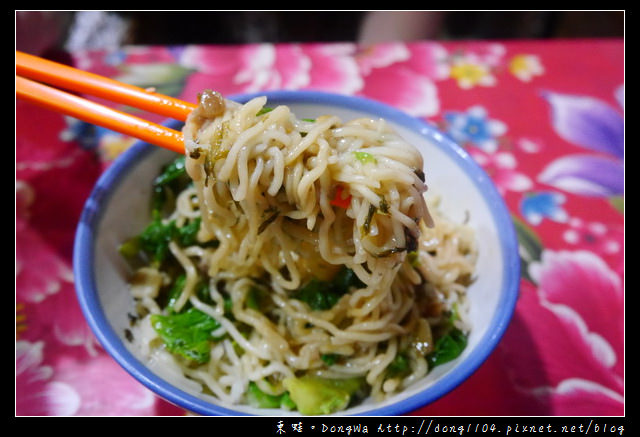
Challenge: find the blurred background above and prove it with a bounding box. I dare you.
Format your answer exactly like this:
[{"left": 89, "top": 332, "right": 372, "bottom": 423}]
[{"left": 16, "top": 11, "right": 624, "bottom": 57}]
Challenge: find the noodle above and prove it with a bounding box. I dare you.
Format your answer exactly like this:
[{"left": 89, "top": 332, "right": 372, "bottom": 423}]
[{"left": 123, "top": 91, "right": 477, "bottom": 414}]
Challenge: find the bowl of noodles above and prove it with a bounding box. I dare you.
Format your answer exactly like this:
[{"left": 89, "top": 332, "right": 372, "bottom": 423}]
[{"left": 74, "top": 90, "right": 519, "bottom": 416}]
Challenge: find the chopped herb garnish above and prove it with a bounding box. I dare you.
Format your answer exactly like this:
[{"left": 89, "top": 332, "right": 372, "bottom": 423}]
[
  {"left": 362, "top": 204, "right": 377, "bottom": 236},
  {"left": 258, "top": 208, "right": 280, "bottom": 234},
  {"left": 373, "top": 247, "right": 407, "bottom": 258},
  {"left": 353, "top": 151, "right": 377, "bottom": 164},
  {"left": 379, "top": 195, "right": 389, "bottom": 214},
  {"left": 257, "top": 107, "right": 274, "bottom": 116},
  {"left": 407, "top": 251, "right": 420, "bottom": 267}
]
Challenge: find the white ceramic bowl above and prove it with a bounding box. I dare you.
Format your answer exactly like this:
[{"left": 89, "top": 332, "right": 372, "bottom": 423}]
[{"left": 74, "top": 90, "right": 520, "bottom": 416}]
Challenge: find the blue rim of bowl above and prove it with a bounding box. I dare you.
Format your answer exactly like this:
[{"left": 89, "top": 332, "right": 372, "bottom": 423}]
[{"left": 74, "top": 90, "right": 520, "bottom": 416}]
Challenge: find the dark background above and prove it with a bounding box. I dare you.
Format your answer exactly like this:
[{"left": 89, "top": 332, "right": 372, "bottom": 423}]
[
  {"left": 121, "top": 11, "right": 624, "bottom": 44},
  {"left": 16, "top": 11, "right": 624, "bottom": 58}
]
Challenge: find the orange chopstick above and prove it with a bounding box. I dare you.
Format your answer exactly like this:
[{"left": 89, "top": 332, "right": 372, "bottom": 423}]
[
  {"left": 16, "top": 50, "right": 196, "bottom": 121},
  {"left": 16, "top": 50, "right": 199, "bottom": 153},
  {"left": 17, "top": 76, "right": 185, "bottom": 154}
]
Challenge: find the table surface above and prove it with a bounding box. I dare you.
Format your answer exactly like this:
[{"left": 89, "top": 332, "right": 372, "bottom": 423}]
[{"left": 16, "top": 39, "right": 624, "bottom": 416}]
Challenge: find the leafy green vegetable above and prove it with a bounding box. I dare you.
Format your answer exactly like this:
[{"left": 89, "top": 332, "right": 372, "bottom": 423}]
[
  {"left": 426, "top": 327, "right": 467, "bottom": 369},
  {"left": 121, "top": 214, "right": 201, "bottom": 268},
  {"left": 283, "top": 376, "right": 364, "bottom": 415},
  {"left": 246, "top": 382, "right": 296, "bottom": 410},
  {"left": 154, "top": 155, "right": 186, "bottom": 186},
  {"left": 332, "top": 266, "right": 365, "bottom": 293},
  {"left": 223, "top": 295, "right": 233, "bottom": 315},
  {"left": 119, "top": 236, "right": 141, "bottom": 260},
  {"left": 386, "top": 352, "right": 410, "bottom": 378},
  {"left": 138, "top": 216, "right": 178, "bottom": 264},
  {"left": 293, "top": 279, "right": 338, "bottom": 311},
  {"left": 279, "top": 391, "right": 297, "bottom": 410},
  {"left": 353, "top": 151, "right": 377, "bottom": 164},
  {"left": 195, "top": 280, "right": 214, "bottom": 306},
  {"left": 293, "top": 267, "right": 365, "bottom": 311},
  {"left": 246, "top": 285, "right": 268, "bottom": 310},
  {"left": 320, "top": 353, "right": 340, "bottom": 366},
  {"left": 165, "top": 274, "right": 187, "bottom": 313},
  {"left": 151, "top": 156, "right": 190, "bottom": 216},
  {"left": 151, "top": 308, "right": 221, "bottom": 364},
  {"left": 177, "top": 217, "right": 201, "bottom": 246}
]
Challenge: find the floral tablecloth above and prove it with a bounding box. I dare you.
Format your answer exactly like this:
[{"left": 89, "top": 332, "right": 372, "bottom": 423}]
[{"left": 16, "top": 39, "right": 624, "bottom": 416}]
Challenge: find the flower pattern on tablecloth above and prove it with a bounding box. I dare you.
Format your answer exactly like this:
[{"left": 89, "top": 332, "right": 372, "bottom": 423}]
[
  {"left": 539, "top": 89, "right": 624, "bottom": 198},
  {"left": 509, "top": 54, "right": 544, "bottom": 82},
  {"left": 442, "top": 105, "right": 507, "bottom": 152},
  {"left": 16, "top": 40, "right": 623, "bottom": 416}
]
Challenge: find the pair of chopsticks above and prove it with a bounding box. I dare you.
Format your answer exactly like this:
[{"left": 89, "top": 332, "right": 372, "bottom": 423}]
[{"left": 16, "top": 50, "right": 197, "bottom": 154}]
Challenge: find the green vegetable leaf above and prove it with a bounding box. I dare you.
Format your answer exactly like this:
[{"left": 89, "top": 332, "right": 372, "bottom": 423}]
[
  {"left": 320, "top": 353, "right": 340, "bottom": 366},
  {"left": 151, "top": 156, "right": 191, "bottom": 216},
  {"left": 119, "top": 236, "right": 141, "bottom": 260},
  {"left": 177, "top": 217, "right": 201, "bottom": 246},
  {"left": 332, "top": 266, "right": 365, "bottom": 292},
  {"left": 283, "top": 376, "right": 364, "bottom": 416},
  {"left": 138, "top": 216, "right": 177, "bottom": 264},
  {"left": 426, "top": 327, "right": 467, "bottom": 369},
  {"left": 246, "top": 285, "right": 268, "bottom": 310},
  {"left": 293, "top": 267, "right": 364, "bottom": 311},
  {"left": 246, "top": 382, "right": 296, "bottom": 410},
  {"left": 386, "top": 352, "right": 410, "bottom": 378},
  {"left": 294, "top": 279, "right": 339, "bottom": 311},
  {"left": 154, "top": 155, "right": 186, "bottom": 187},
  {"left": 165, "top": 274, "right": 187, "bottom": 313},
  {"left": 195, "top": 280, "right": 214, "bottom": 306},
  {"left": 151, "top": 308, "right": 221, "bottom": 364}
]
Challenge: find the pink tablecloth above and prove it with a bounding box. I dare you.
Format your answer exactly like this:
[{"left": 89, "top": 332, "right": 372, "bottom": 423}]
[{"left": 16, "top": 39, "right": 624, "bottom": 416}]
